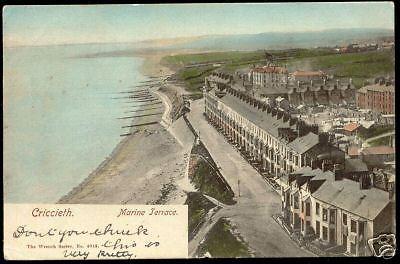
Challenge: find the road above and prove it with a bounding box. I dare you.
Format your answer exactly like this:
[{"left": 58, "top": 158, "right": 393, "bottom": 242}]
[{"left": 186, "top": 99, "right": 313, "bottom": 257}]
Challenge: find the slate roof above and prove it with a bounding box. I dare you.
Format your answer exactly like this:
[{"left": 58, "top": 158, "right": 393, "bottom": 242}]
[
  {"left": 358, "top": 84, "right": 395, "bottom": 93},
  {"left": 287, "top": 132, "right": 319, "bottom": 154},
  {"left": 359, "top": 120, "right": 375, "bottom": 129},
  {"left": 344, "top": 159, "right": 369, "bottom": 173},
  {"left": 290, "top": 167, "right": 333, "bottom": 193},
  {"left": 216, "top": 91, "right": 291, "bottom": 138},
  {"left": 312, "top": 178, "right": 391, "bottom": 220},
  {"left": 207, "top": 75, "right": 230, "bottom": 84},
  {"left": 257, "top": 85, "right": 290, "bottom": 96}
]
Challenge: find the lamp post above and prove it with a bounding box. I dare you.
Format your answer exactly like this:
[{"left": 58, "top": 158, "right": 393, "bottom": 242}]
[{"left": 238, "top": 179, "right": 241, "bottom": 197}]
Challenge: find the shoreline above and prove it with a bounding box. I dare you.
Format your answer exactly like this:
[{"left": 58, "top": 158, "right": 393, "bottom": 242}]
[{"left": 59, "top": 51, "right": 194, "bottom": 205}]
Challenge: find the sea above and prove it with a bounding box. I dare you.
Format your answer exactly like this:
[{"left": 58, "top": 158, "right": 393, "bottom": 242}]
[{"left": 3, "top": 43, "right": 148, "bottom": 203}]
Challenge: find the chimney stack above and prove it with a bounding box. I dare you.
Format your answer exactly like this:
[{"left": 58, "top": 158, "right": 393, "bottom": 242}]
[
  {"left": 334, "top": 164, "right": 343, "bottom": 181},
  {"left": 262, "top": 103, "right": 267, "bottom": 112},
  {"left": 277, "top": 110, "right": 283, "bottom": 120},
  {"left": 283, "top": 112, "right": 290, "bottom": 123},
  {"left": 319, "top": 133, "right": 329, "bottom": 145},
  {"left": 359, "top": 174, "right": 372, "bottom": 190},
  {"left": 289, "top": 116, "right": 297, "bottom": 126},
  {"left": 322, "top": 160, "right": 327, "bottom": 172},
  {"left": 389, "top": 186, "right": 395, "bottom": 200}
]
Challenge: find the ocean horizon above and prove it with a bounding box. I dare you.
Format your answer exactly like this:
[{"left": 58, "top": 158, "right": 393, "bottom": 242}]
[{"left": 4, "top": 43, "right": 148, "bottom": 203}]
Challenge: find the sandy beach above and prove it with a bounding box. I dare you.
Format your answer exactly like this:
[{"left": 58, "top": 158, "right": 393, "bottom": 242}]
[{"left": 59, "top": 51, "right": 195, "bottom": 205}]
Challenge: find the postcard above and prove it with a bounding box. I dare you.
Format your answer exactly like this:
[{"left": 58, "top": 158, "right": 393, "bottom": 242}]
[{"left": 3, "top": 3, "right": 396, "bottom": 260}]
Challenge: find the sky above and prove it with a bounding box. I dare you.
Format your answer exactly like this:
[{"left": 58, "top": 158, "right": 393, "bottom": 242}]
[{"left": 3, "top": 2, "right": 395, "bottom": 47}]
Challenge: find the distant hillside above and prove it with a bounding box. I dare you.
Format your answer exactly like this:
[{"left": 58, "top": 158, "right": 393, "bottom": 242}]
[{"left": 165, "top": 28, "right": 394, "bottom": 51}]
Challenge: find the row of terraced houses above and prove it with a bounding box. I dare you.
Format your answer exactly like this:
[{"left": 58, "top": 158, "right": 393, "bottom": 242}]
[{"left": 203, "top": 72, "right": 394, "bottom": 256}]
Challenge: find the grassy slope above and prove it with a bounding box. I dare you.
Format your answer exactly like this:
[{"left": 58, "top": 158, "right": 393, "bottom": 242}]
[
  {"left": 190, "top": 157, "right": 235, "bottom": 205},
  {"left": 162, "top": 49, "right": 394, "bottom": 93},
  {"left": 196, "top": 217, "right": 252, "bottom": 258},
  {"left": 185, "top": 192, "right": 216, "bottom": 240}
]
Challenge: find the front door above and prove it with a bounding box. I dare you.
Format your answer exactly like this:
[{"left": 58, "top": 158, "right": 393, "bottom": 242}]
[
  {"left": 343, "top": 234, "right": 348, "bottom": 251},
  {"left": 329, "top": 228, "right": 336, "bottom": 244}
]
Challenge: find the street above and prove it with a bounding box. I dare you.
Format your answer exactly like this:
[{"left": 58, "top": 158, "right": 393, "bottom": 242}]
[{"left": 186, "top": 99, "right": 313, "bottom": 257}]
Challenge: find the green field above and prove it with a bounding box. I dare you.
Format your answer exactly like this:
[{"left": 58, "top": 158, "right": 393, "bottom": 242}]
[
  {"left": 161, "top": 50, "right": 266, "bottom": 67},
  {"left": 162, "top": 49, "right": 394, "bottom": 93}
]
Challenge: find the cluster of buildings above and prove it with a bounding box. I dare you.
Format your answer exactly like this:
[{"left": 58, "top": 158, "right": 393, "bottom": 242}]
[
  {"left": 202, "top": 70, "right": 395, "bottom": 256},
  {"left": 279, "top": 166, "right": 393, "bottom": 256},
  {"left": 333, "top": 40, "right": 395, "bottom": 53},
  {"left": 233, "top": 63, "right": 356, "bottom": 106}
]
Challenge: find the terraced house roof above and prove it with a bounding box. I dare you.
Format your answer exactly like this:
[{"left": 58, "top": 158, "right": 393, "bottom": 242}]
[
  {"left": 287, "top": 132, "right": 319, "bottom": 154},
  {"left": 312, "top": 178, "right": 390, "bottom": 220},
  {"left": 215, "top": 91, "right": 291, "bottom": 138}
]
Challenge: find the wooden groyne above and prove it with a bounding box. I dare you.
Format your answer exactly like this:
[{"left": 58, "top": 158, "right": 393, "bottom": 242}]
[
  {"left": 119, "top": 88, "right": 149, "bottom": 94},
  {"left": 131, "top": 98, "right": 159, "bottom": 103},
  {"left": 123, "top": 99, "right": 159, "bottom": 104},
  {"left": 121, "top": 121, "right": 159, "bottom": 128},
  {"left": 128, "top": 102, "right": 162, "bottom": 107},
  {"left": 118, "top": 112, "right": 163, "bottom": 119},
  {"left": 124, "top": 107, "right": 161, "bottom": 113},
  {"left": 112, "top": 95, "right": 153, "bottom": 100}
]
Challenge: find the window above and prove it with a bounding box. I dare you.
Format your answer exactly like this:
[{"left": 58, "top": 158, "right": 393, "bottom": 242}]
[
  {"left": 294, "top": 196, "right": 299, "bottom": 209},
  {"left": 306, "top": 203, "right": 311, "bottom": 216},
  {"left": 301, "top": 219, "right": 304, "bottom": 231},
  {"left": 316, "top": 203, "right": 320, "bottom": 215},
  {"left": 301, "top": 201, "right": 304, "bottom": 213},
  {"left": 330, "top": 210, "right": 336, "bottom": 224},
  {"left": 343, "top": 213, "right": 347, "bottom": 225},
  {"left": 358, "top": 221, "right": 364, "bottom": 237},
  {"left": 322, "top": 208, "right": 328, "bottom": 222},
  {"left": 323, "top": 226, "right": 328, "bottom": 241},
  {"left": 351, "top": 220, "right": 357, "bottom": 233},
  {"left": 316, "top": 221, "right": 320, "bottom": 236}
]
